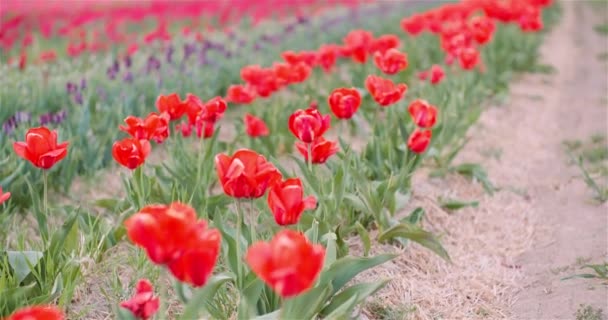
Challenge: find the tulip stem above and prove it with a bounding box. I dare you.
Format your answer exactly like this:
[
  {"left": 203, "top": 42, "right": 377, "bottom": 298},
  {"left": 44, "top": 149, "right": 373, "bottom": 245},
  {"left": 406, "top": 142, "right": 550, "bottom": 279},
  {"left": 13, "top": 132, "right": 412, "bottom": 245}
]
[
  {"left": 235, "top": 199, "right": 244, "bottom": 289},
  {"left": 249, "top": 198, "right": 256, "bottom": 242},
  {"left": 306, "top": 142, "right": 312, "bottom": 171},
  {"left": 41, "top": 171, "right": 49, "bottom": 239}
]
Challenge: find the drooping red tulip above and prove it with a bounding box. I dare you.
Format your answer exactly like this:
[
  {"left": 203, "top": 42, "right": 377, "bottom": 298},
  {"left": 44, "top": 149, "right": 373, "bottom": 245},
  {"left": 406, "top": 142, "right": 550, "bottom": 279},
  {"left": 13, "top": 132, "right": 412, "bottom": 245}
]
[
  {"left": 215, "top": 149, "right": 282, "bottom": 198},
  {"left": 365, "top": 75, "right": 407, "bottom": 107},
  {"left": 124, "top": 203, "right": 198, "bottom": 264},
  {"left": 295, "top": 137, "right": 339, "bottom": 164},
  {"left": 199, "top": 97, "right": 228, "bottom": 123},
  {"left": 244, "top": 113, "right": 270, "bottom": 138},
  {"left": 112, "top": 138, "right": 151, "bottom": 170},
  {"left": 288, "top": 107, "right": 331, "bottom": 143},
  {"left": 408, "top": 99, "right": 438, "bottom": 128},
  {"left": 13, "top": 127, "right": 69, "bottom": 170},
  {"left": 7, "top": 305, "right": 64, "bottom": 320},
  {"left": 407, "top": 129, "right": 432, "bottom": 154},
  {"left": 373, "top": 48, "right": 408, "bottom": 75},
  {"left": 246, "top": 230, "right": 325, "bottom": 297},
  {"left": 267, "top": 178, "right": 317, "bottom": 226},
  {"left": 120, "top": 279, "right": 160, "bottom": 320},
  {"left": 167, "top": 220, "right": 221, "bottom": 287},
  {"left": 156, "top": 93, "right": 186, "bottom": 121},
  {"left": 119, "top": 112, "right": 170, "bottom": 143},
  {"left": 328, "top": 88, "right": 361, "bottom": 120},
  {"left": 0, "top": 187, "right": 10, "bottom": 205}
]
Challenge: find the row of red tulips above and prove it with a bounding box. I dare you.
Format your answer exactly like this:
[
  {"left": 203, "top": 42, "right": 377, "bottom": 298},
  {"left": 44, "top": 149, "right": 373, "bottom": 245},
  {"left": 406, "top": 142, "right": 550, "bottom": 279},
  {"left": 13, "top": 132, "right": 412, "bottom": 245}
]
[{"left": 2, "top": 0, "right": 553, "bottom": 318}]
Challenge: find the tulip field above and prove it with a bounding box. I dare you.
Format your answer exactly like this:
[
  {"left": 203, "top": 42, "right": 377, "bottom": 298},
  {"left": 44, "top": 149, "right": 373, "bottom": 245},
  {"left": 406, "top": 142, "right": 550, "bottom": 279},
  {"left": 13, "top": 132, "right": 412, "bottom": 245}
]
[{"left": 0, "top": 0, "right": 574, "bottom": 319}]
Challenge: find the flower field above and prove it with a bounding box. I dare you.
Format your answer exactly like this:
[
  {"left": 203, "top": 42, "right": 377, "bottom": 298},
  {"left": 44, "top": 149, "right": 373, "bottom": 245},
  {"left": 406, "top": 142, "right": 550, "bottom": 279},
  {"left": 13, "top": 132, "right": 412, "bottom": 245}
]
[{"left": 0, "top": 0, "right": 582, "bottom": 319}]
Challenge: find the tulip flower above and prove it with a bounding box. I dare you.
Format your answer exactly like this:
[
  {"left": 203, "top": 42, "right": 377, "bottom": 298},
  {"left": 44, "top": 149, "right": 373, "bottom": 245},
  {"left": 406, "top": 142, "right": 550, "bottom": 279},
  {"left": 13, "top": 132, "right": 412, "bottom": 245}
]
[
  {"left": 156, "top": 93, "right": 186, "bottom": 121},
  {"left": 458, "top": 47, "right": 480, "bottom": 70},
  {"left": 246, "top": 230, "right": 325, "bottom": 297},
  {"left": 124, "top": 203, "right": 198, "bottom": 264},
  {"left": 13, "top": 127, "right": 69, "bottom": 170},
  {"left": 226, "top": 84, "right": 256, "bottom": 104},
  {"left": 418, "top": 65, "right": 446, "bottom": 85},
  {"left": 401, "top": 14, "right": 425, "bottom": 35},
  {"left": 343, "top": 29, "right": 374, "bottom": 63},
  {"left": 244, "top": 114, "right": 270, "bottom": 137},
  {"left": 370, "top": 34, "right": 401, "bottom": 54},
  {"left": 7, "top": 305, "right": 64, "bottom": 320},
  {"left": 288, "top": 107, "right": 331, "bottom": 143},
  {"left": 199, "top": 96, "right": 228, "bottom": 123},
  {"left": 112, "top": 138, "right": 151, "bottom": 170},
  {"left": 0, "top": 187, "right": 10, "bottom": 205},
  {"left": 407, "top": 129, "right": 432, "bottom": 154},
  {"left": 469, "top": 15, "right": 495, "bottom": 44},
  {"left": 295, "top": 137, "right": 339, "bottom": 164},
  {"left": 215, "top": 149, "right": 282, "bottom": 198},
  {"left": 365, "top": 75, "right": 407, "bottom": 107},
  {"left": 408, "top": 99, "right": 438, "bottom": 128},
  {"left": 120, "top": 279, "right": 160, "bottom": 320},
  {"left": 328, "top": 88, "right": 361, "bottom": 120},
  {"left": 167, "top": 221, "right": 221, "bottom": 287},
  {"left": 119, "top": 112, "right": 170, "bottom": 143},
  {"left": 316, "top": 44, "right": 339, "bottom": 73},
  {"left": 267, "top": 178, "right": 317, "bottom": 226},
  {"left": 373, "top": 48, "right": 408, "bottom": 75}
]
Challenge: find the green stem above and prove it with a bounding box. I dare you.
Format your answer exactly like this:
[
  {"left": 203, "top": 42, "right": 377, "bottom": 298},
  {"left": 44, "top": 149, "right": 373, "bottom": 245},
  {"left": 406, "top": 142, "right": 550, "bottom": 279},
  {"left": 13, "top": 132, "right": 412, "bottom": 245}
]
[
  {"left": 41, "top": 171, "right": 49, "bottom": 239},
  {"left": 306, "top": 142, "right": 313, "bottom": 172},
  {"left": 249, "top": 198, "right": 256, "bottom": 243},
  {"left": 235, "top": 199, "right": 244, "bottom": 289}
]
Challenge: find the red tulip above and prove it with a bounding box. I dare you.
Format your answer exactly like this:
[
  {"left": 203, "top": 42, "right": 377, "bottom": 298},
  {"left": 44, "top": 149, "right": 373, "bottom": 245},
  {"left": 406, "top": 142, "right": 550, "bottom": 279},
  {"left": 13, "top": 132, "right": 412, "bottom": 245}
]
[
  {"left": 120, "top": 279, "right": 160, "bottom": 320},
  {"left": 112, "top": 138, "right": 151, "bottom": 170},
  {"left": 365, "top": 75, "right": 407, "bottom": 107},
  {"left": 401, "top": 14, "right": 425, "bottom": 35},
  {"left": 215, "top": 149, "right": 282, "bottom": 198},
  {"left": 13, "top": 127, "right": 69, "bottom": 170},
  {"left": 469, "top": 15, "right": 495, "bottom": 44},
  {"left": 119, "top": 112, "right": 170, "bottom": 143},
  {"left": 288, "top": 107, "right": 331, "bottom": 143},
  {"left": 124, "top": 203, "right": 198, "bottom": 264},
  {"left": 370, "top": 34, "right": 400, "bottom": 54},
  {"left": 167, "top": 220, "right": 221, "bottom": 287},
  {"left": 408, "top": 99, "right": 438, "bottom": 128},
  {"left": 226, "top": 84, "right": 256, "bottom": 104},
  {"left": 429, "top": 64, "right": 445, "bottom": 84},
  {"left": 328, "top": 88, "right": 361, "bottom": 120},
  {"left": 244, "top": 113, "right": 270, "bottom": 138},
  {"left": 267, "top": 178, "right": 317, "bottom": 226},
  {"left": 184, "top": 93, "right": 204, "bottom": 124},
  {"left": 0, "top": 187, "right": 11, "bottom": 205},
  {"left": 156, "top": 93, "right": 186, "bottom": 121},
  {"left": 316, "top": 44, "right": 339, "bottom": 73},
  {"left": 7, "top": 305, "right": 64, "bottom": 320},
  {"left": 195, "top": 119, "right": 216, "bottom": 139},
  {"left": 282, "top": 50, "right": 317, "bottom": 67},
  {"left": 343, "top": 29, "right": 374, "bottom": 63},
  {"left": 199, "top": 96, "right": 228, "bottom": 123},
  {"left": 519, "top": 6, "right": 543, "bottom": 32},
  {"left": 458, "top": 47, "right": 479, "bottom": 70},
  {"left": 295, "top": 137, "right": 339, "bottom": 164},
  {"left": 246, "top": 230, "right": 325, "bottom": 297},
  {"left": 407, "top": 129, "right": 432, "bottom": 154},
  {"left": 373, "top": 48, "right": 408, "bottom": 75}
]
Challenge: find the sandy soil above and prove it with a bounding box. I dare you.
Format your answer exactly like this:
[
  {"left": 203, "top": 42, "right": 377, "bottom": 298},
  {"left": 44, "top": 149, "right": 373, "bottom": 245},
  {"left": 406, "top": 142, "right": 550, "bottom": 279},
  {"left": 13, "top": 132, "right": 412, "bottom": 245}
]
[{"left": 359, "top": 1, "right": 608, "bottom": 319}]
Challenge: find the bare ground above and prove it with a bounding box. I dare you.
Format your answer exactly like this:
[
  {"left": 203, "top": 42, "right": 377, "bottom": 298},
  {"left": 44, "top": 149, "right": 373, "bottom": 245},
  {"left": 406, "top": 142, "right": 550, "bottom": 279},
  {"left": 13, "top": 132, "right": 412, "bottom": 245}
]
[{"left": 359, "top": 1, "right": 608, "bottom": 319}]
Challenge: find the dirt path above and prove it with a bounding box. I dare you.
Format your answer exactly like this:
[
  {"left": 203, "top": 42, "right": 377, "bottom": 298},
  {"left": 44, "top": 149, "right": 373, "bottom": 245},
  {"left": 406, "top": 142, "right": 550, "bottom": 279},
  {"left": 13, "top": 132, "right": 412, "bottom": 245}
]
[
  {"left": 360, "top": 2, "right": 607, "bottom": 319},
  {"left": 505, "top": 2, "right": 608, "bottom": 318}
]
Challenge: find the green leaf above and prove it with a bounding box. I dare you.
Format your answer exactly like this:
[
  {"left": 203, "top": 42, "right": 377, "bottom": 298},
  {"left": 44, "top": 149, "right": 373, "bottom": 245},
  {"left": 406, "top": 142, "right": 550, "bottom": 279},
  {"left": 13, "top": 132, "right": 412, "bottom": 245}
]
[
  {"left": 561, "top": 274, "right": 600, "bottom": 281},
  {"left": 6, "top": 251, "right": 43, "bottom": 283},
  {"left": 180, "top": 273, "right": 233, "bottom": 320},
  {"left": 403, "top": 207, "right": 425, "bottom": 225},
  {"left": 237, "top": 274, "right": 265, "bottom": 320},
  {"left": 251, "top": 310, "right": 281, "bottom": 320},
  {"left": 439, "top": 198, "right": 479, "bottom": 211},
  {"left": 320, "top": 254, "right": 396, "bottom": 295},
  {"left": 354, "top": 222, "right": 371, "bottom": 257},
  {"left": 116, "top": 307, "right": 138, "bottom": 320},
  {"left": 323, "top": 294, "right": 358, "bottom": 320},
  {"left": 321, "top": 280, "right": 390, "bottom": 317},
  {"left": 378, "top": 223, "right": 450, "bottom": 262},
  {"left": 322, "top": 233, "right": 338, "bottom": 269},
  {"left": 281, "top": 284, "right": 332, "bottom": 320}
]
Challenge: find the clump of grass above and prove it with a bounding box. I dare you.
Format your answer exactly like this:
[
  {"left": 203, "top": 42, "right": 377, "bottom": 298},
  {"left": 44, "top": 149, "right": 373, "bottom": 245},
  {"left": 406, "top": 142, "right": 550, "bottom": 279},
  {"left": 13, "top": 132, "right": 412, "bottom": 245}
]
[
  {"left": 563, "top": 135, "right": 608, "bottom": 203},
  {"left": 593, "top": 24, "right": 608, "bottom": 36},
  {"left": 575, "top": 304, "right": 604, "bottom": 320}
]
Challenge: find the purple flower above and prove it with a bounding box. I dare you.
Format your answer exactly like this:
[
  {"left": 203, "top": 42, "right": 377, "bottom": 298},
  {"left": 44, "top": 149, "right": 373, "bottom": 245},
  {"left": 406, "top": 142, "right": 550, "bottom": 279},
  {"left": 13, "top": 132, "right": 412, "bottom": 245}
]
[
  {"left": 80, "top": 78, "right": 87, "bottom": 90},
  {"left": 123, "top": 72, "right": 133, "bottom": 83},
  {"left": 74, "top": 92, "right": 83, "bottom": 105},
  {"left": 184, "top": 43, "right": 196, "bottom": 60},
  {"left": 66, "top": 82, "right": 77, "bottom": 94},
  {"left": 124, "top": 55, "right": 132, "bottom": 68},
  {"left": 39, "top": 113, "right": 52, "bottom": 126},
  {"left": 107, "top": 67, "right": 117, "bottom": 80},
  {"left": 166, "top": 46, "right": 174, "bottom": 64},
  {"left": 146, "top": 56, "right": 161, "bottom": 73}
]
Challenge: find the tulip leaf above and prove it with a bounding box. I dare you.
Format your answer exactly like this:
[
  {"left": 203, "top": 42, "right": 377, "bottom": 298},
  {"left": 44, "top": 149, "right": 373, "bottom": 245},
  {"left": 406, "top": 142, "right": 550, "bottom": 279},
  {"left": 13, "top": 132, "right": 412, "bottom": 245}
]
[
  {"left": 237, "top": 274, "right": 265, "bottom": 320},
  {"left": 354, "top": 222, "right": 371, "bottom": 257},
  {"left": 322, "top": 294, "right": 359, "bottom": 320},
  {"left": 403, "top": 207, "right": 425, "bottom": 225},
  {"left": 116, "top": 307, "right": 138, "bottom": 320},
  {"left": 321, "top": 280, "right": 389, "bottom": 317},
  {"left": 322, "top": 232, "right": 337, "bottom": 269},
  {"left": 281, "top": 283, "right": 332, "bottom": 320},
  {"left": 320, "top": 254, "right": 396, "bottom": 295},
  {"left": 6, "top": 251, "right": 43, "bottom": 283},
  {"left": 180, "top": 273, "right": 233, "bottom": 320},
  {"left": 251, "top": 310, "right": 281, "bottom": 320},
  {"left": 439, "top": 197, "right": 479, "bottom": 211},
  {"left": 378, "top": 223, "right": 450, "bottom": 262}
]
